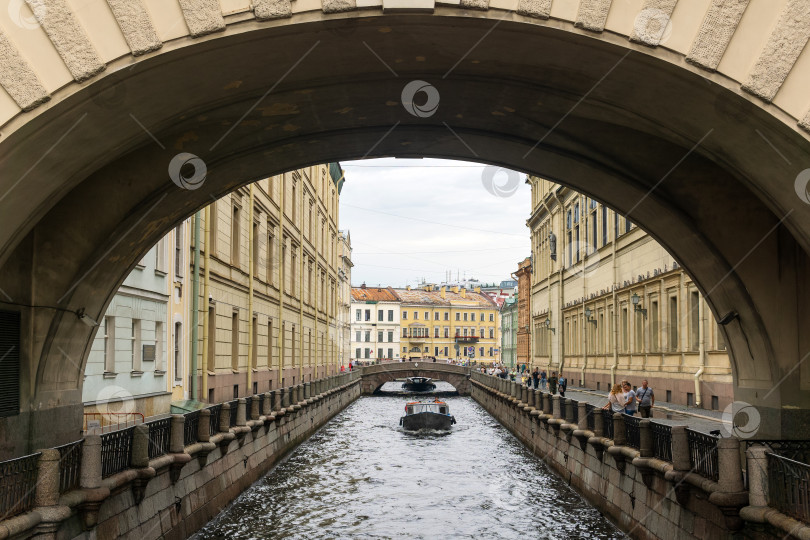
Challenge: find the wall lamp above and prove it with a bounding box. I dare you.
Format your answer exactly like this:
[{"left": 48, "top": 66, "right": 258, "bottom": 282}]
[
  {"left": 584, "top": 307, "right": 597, "bottom": 325},
  {"left": 542, "top": 319, "right": 555, "bottom": 334},
  {"left": 631, "top": 293, "right": 647, "bottom": 318}
]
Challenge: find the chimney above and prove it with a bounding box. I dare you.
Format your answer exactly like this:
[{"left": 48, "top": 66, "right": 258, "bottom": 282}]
[
  {"left": 406, "top": 285, "right": 411, "bottom": 290},
  {"left": 460, "top": 287, "right": 467, "bottom": 298},
  {"left": 440, "top": 286, "right": 446, "bottom": 299},
  {"left": 361, "top": 283, "right": 366, "bottom": 289},
  {"left": 452, "top": 286, "right": 459, "bottom": 294},
  {"left": 474, "top": 286, "right": 481, "bottom": 293}
]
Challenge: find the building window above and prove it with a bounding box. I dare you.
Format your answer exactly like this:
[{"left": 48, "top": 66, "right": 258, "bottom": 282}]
[
  {"left": 155, "top": 237, "right": 167, "bottom": 274},
  {"left": 364, "top": 348, "right": 370, "bottom": 359},
  {"left": 267, "top": 228, "right": 275, "bottom": 284},
  {"left": 378, "top": 330, "right": 383, "bottom": 342},
  {"left": 131, "top": 319, "right": 142, "bottom": 372},
  {"left": 444, "top": 328, "right": 449, "bottom": 338},
  {"left": 174, "top": 322, "right": 182, "bottom": 381},
  {"left": 355, "top": 309, "right": 361, "bottom": 321},
  {"left": 365, "top": 309, "right": 370, "bottom": 321},
  {"left": 267, "top": 319, "right": 273, "bottom": 368},
  {"left": 388, "top": 310, "right": 393, "bottom": 321},
  {"left": 355, "top": 348, "right": 361, "bottom": 359},
  {"left": 174, "top": 226, "right": 183, "bottom": 279},
  {"left": 434, "top": 328, "right": 439, "bottom": 338},
  {"left": 489, "top": 313, "right": 494, "bottom": 322},
  {"left": 388, "top": 331, "right": 393, "bottom": 342},
  {"left": 634, "top": 309, "right": 644, "bottom": 353},
  {"left": 434, "top": 312, "right": 439, "bottom": 321},
  {"left": 414, "top": 311, "right": 418, "bottom": 320},
  {"left": 621, "top": 306, "right": 629, "bottom": 353},
  {"left": 365, "top": 331, "right": 370, "bottom": 342},
  {"left": 425, "top": 311, "right": 429, "bottom": 320},
  {"left": 378, "top": 310, "right": 383, "bottom": 321},
  {"left": 290, "top": 248, "right": 297, "bottom": 295},
  {"left": 231, "top": 312, "right": 239, "bottom": 371},
  {"left": 155, "top": 321, "right": 163, "bottom": 371},
  {"left": 403, "top": 311, "right": 408, "bottom": 320},
  {"left": 253, "top": 221, "right": 260, "bottom": 277},
  {"left": 445, "top": 312, "right": 449, "bottom": 321},
  {"left": 378, "top": 348, "right": 383, "bottom": 358},
  {"left": 601, "top": 206, "right": 608, "bottom": 246},
  {"left": 669, "top": 296, "right": 679, "bottom": 351},
  {"left": 455, "top": 313, "right": 459, "bottom": 321},
  {"left": 650, "top": 301, "right": 659, "bottom": 352},
  {"left": 489, "top": 328, "right": 494, "bottom": 339},
  {"left": 388, "top": 348, "right": 393, "bottom": 359},
  {"left": 689, "top": 291, "right": 700, "bottom": 351},
  {"left": 231, "top": 204, "right": 241, "bottom": 266},
  {"left": 104, "top": 316, "right": 115, "bottom": 373},
  {"left": 463, "top": 313, "right": 468, "bottom": 322},
  {"left": 355, "top": 331, "right": 361, "bottom": 342}
]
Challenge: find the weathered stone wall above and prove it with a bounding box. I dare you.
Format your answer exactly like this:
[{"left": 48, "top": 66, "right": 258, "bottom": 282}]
[
  {"left": 470, "top": 376, "right": 752, "bottom": 540},
  {"left": 49, "top": 377, "right": 361, "bottom": 540}
]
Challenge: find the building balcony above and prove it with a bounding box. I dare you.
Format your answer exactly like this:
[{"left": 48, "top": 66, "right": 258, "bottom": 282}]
[{"left": 455, "top": 335, "right": 480, "bottom": 343}]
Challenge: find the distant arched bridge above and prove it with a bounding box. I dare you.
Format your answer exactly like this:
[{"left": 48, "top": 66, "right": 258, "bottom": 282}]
[{"left": 360, "top": 363, "right": 471, "bottom": 396}]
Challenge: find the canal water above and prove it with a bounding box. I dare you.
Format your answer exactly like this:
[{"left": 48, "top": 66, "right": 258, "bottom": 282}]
[{"left": 194, "top": 384, "right": 622, "bottom": 539}]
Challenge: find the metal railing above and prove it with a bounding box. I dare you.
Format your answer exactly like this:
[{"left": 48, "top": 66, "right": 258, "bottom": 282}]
[
  {"left": 0, "top": 452, "right": 40, "bottom": 519},
  {"left": 602, "top": 409, "right": 615, "bottom": 440},
  {"left": 55, "top": 439, "right": 83, "bottom": 493},
  {"left": 767, "top": 453, "right": 810, "bottom": 523},
  {"left": 83, "top": 412, "right": 144, "bottom": 433},
  {"left": 570, "top": 400, "right": 579, "bottom": 424},
  {"left": 184, "top": 410, "right": 200, "bottom": 447},
  {"left": 746, "top": 440, "right": 810, "bottom": 465},
  {"left": 258, "top": 395, "right": 265, "bottom": 416},
  {"left": 687, "top": 428, "right": 719, "bottom": 482},
  {"left": 244, "top": 396, "right": 253, "bottom": 420},
  {"left": 651, "top": 423, "right": 672, "bottom": 462},
  {"left": 208, "top": 404, "right": 222, "bottom": 436},
  {"left": 146, "top": 418, "right": 171, "bottom": 459},
  {"left": 228, "top": 400, "right": 239, "bottom": 427},
  {"left": 585, "top": 404, "right": 596, "bottom": 431},
  {"left": 624, "top": 414, "right": 641, "bottom": 449},
  {"left": 101, "top": 427, "right": 134, "bottom": 478}
]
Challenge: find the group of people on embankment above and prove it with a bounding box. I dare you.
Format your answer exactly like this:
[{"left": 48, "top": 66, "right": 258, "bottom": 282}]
[{"left": 480, "top": 364, "right": 656, "bottom": 418}]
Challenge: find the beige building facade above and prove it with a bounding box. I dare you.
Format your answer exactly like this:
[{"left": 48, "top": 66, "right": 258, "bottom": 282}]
[
  {"left": 337, "top": 231, "right": 353, "bottom": 369},
  {"left": 194, "top": 164, "right": 346, "bottom": 404},
  {"left": 528, "top": 178, "right": 732, "bottom": 410}
]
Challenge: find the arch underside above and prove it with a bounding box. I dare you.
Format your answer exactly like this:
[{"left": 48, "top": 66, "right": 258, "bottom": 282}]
[
  {"left": 0, "top": 12, "right": 809, "bottom": 451},
  {"left": 363, "top": 369, "right": 468, "bottom": 395}
]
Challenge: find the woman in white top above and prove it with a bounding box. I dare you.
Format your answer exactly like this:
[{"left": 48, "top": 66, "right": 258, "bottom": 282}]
[{"left": 603, "top": 384, "right": 626, "bottom": 413}]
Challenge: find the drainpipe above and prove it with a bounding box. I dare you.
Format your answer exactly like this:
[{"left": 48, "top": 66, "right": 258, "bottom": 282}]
[
  {"left": 299, "top": 179, "right": 304, "bottom": 382},
  {"left": 202, "top": 206, "right": 211, "bottom": 400},
  {"left": 581, "top": 224, "right": 587, "bottom": 387},
  {"left": 549, "top": 191, "right": 564, "bottom": 376},
  {"left": 247, "top": 185, "right": 255, "bottom": 394},
  {"left": 278, "top": 176, "right": 285, "bottom": 385},
  {"left": 191, "top": 211, "right": 201, "bottom": 401},
  {"left": 610, "top": 218, "right": 618, "bottom": 388},
  {"left": 695, "top": 292, "right": 706, "bottom": 408}
]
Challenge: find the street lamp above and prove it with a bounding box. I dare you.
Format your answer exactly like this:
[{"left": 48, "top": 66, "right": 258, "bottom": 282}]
[
  {"left": 631, "top": 293, "right": 647, "bottom": 318},
  {"left": 543, "top": 318, "right": 556, "bottom": 334},
  {"left": 584, "top": 307, "right": 597, "bottom": 325}
]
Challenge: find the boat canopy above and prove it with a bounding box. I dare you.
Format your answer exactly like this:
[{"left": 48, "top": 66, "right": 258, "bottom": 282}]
[{"left": 405, "top": 402, "right": 449, "bottom": 415}]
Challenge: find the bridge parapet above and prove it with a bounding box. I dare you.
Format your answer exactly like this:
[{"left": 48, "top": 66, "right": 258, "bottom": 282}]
[{"left": 360, "top": 362, "right": 471, "bottom": 395}]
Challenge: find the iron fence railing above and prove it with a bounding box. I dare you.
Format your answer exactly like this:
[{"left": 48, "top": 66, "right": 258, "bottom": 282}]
[
  {"left": 602, "top": 409, "right": 615, "bottom": 440},
  {"left": 687, "top": 428, "right": 719, "bottom": 482},
  {"left": 624, "top": 414, "right": 641, "bottom": 449},
  {"left": 651, "top": 422, "right": 672, "bottom": 462},
  {"left": 146, "top": 418, "right": 171, "bottom": 459},
  {"left": 101, "top": 427, "right": 134, "bottom": 478},
  {"left": 228, "top": 400, "right": 239, "bottom": 427},
  {"left": 585, "top": 404, "right": 596, "bottom": 431},
  {"left": 55, "top": 439, "right": 83, "bottom": 493},
  {"left": 208, "top": 404, "right": 222, "bottom": 436},
  {"left": 184, "top": 410, "right": 200, "bottom": 447},
  {"left": 767, "top": 453, "right": 810, "bottom": 523},
  {"left": 570, "top": 400, "right": 579, "bottom": 424},
  {"left": 0, "top": 452, "right": 40, "bottom": 519},
  {"left": 244, "top": 396, "right": 253, "bottom": 420},
  {"left": 258, "top": 395, "right": 265, "bottom": 416},
  {"left": 746, "top": 441, "right": 810, "bottom": 465}
]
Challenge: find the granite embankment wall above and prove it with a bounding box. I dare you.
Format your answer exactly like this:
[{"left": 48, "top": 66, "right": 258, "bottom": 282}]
[{"left": 470, "top": 373, "right": 793, "bottom": 540}]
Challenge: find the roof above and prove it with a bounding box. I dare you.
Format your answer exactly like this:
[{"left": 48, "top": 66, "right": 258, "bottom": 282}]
[
  {"left": 351, "top": 286, "right": 399, "bottom": 302},
  {"left": 393, "top": 288, "right": 497, "bottom": 309}
]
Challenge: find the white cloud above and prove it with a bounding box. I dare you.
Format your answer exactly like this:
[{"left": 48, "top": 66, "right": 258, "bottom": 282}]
[{"left": 339, "top": 158, "right": 531, "bottom": 288}]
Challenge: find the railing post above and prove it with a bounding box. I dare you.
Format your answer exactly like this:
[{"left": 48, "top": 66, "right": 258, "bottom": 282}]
[
  {"left": 718, "top": 437, "right": 745, "bottom": 493},
  {"left": 612, "top": 413, "right": 626, "bottom": 445},
  {"left": 552, "top": 395, "right": 561, "bottom": 419},
  {"left": 271, "top": 390, "right": 280, "bottom": 411},
  {"left": 304, "top": 382, "right": 311, "bottom": 400},
  {"left": 250, "top": 396, "right": 260, "bottom": 420},
  {"left": 170, "top": 414, "right": 185, "bottom": 453},
  {"left": 671, "top": 426, "right": 690, "bottom": 471},
  {"left": 263, "top": 392, "right": 272, "bottom": 415},
  {"left": 236, "top": 398, "right": 247, "bottom": 426},
  {"left": 35, "top": 448, "right": 61, "bottom": 508},
  {"left": 198, "top": 409, "right": 211, "bottom": 443},
  {"left": 746, "top": 445, "right": 770, "bottom": 507},
  {"left": 281, "top": 388, "right": 289, "bottom": 408},
  {"left": 219, "top": 403, "right": 231, "bottom": 432},
  {"left": 578, "top": 402, "right": 588, "bottom": 430},
  {"left": 131, "top": 424, "right": 150, "bottom": 468},
  {"left": 593, "top": 409, "right": 604, "bottom": 437},
  {"left": 565, "top": 399, "right": 575, "bottom": 423},
  {"left": 80, "top": 435, "right": 102, "bottom": 489},
  {"left": 543, "top": 392, "right": 552, "bottom": 415},
  {"left": 639, "top": 419, "right": 653, "bottom": 458}
]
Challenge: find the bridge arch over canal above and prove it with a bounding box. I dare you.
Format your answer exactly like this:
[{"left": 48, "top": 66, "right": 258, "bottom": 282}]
[
  {"left": 360, "top": 362, "right": 471, "bottom": 395},
  {"left": 0, "top": 0, "right": 809, "bottom": 452}
]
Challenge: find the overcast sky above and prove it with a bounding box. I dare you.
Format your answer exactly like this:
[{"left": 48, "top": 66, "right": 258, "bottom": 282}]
[{"left": 339, "top": 158, "right": 532, "bottom": 288}]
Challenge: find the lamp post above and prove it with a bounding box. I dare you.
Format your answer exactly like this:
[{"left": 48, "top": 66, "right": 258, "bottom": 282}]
[{"left": 631, "top": 293, "right": 647, "bottom": 318}]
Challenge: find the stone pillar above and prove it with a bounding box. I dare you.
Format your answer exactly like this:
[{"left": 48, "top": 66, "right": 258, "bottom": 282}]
[
  {"left": 746, "top": 445, "right": 770, "bottom": 507},
  {"left": 35, "top": 449, "right": 61, "bottom": 507},
  {"left": 263, "top": 392, "right": 272, "bottom": 415},
  {"left": 80, "top": 435, "right": 102, "bottom": 490},
  {"left": 131, "top": 424, "right": 150, "bottom": 468},
  {"left": 671, "top": 426, "right": 690, "bottom": 471},
  {"left": 533, "top": 389, "right": 541, "bottom": 409},
  {"left": 639, "top": 419, "right": 653, "bottom": 458},
  {"left": 281, "top": 388, "right": 289, "bottom": 408},
  {"left": 219, "top": 403, "right": 231, "bottom": 432},
  {"left": 552, "top": 395, "right": 561, "bottom": 419},
  {"left": 170, "top": 414, "right": 185, "bottom": 453},
  {"left": 577, "top": 402, "right": 588, "bottom": 430},
  {"left": 543, "top": 393, "right": 552, "bottom": 415},
  {"left": 236, "top": 398, "right": 247, "bottom": 426},
  {"left": 271, "top": 390, "right": 280, "bottom": 411},
  {"left": 593, "top": 408, "right": 604, "bottom": 437},
  {"left": 612, "top": 413, "right": 626, "bottom": 446},
  {"left": 199, "top": 409, "right": 211, "bottom": 443},
  {"left": 295, "top": 384, "right": 303, "bottom": 404},
  {"left": 718, "top": 437, "right": 745, "bottom": 493},
  {"left": 250, "top": 396, "right": 260, "bottom": 420}
]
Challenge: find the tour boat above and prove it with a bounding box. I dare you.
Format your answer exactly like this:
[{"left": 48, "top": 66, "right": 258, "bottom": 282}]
[
  {"left": 402, "top": 376, "right": 436, "bottom": 392},
  {"left": 399, "top": 399, "right": 456, "bottom": 430}
]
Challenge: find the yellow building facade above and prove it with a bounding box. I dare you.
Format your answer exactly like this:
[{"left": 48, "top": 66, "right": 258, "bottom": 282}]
[
  {"left": 395, "top": 286, "right": 499, "bottom": 362},
  {"left": 528, "top": 178, "right": 733, "bottom": 410},
  {"left": 193, "top": 164, "right": 345, "bottom": 403}
]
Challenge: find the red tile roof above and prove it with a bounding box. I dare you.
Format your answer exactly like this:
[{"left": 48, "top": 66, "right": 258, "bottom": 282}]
[{"left": 351, "top": 286, "right": 399, "bottom": 302}]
